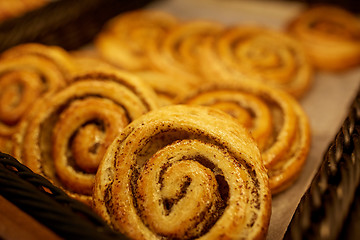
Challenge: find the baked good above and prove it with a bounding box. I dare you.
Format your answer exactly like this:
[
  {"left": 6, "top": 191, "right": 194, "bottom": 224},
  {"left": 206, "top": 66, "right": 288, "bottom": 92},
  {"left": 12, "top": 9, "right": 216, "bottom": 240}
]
[
  {"left": 93, "top": 105, "right": 271, "bottom": 240},
  {"left": 95, "top": 9, "right": 313, "bottom": 98},
  {"left": 71, "top": 49, "right": 192, "bottom": 106},
  {"left": 148, "top": 20, "right": 224, "bottom": 86},
  {"left": 1, "top": 43, "right": 76, "bottom": 81},
  {"left": 287, "top": 5, "right": 360, "bottom": 71},
  {"left": 198, "top": 25, "right": 313, "bottom": 98},
  {"left": 13, "top": 68, "right": 159, "bottom": 204},
  {"left": 178, "top": 80, "right": 311, "bottom": 194},
  {"left": 0, "top": 43, "right": 73, "bottom": 154},
  {"left": 95, "top": 10, "right": 179, "bottom": 71}
]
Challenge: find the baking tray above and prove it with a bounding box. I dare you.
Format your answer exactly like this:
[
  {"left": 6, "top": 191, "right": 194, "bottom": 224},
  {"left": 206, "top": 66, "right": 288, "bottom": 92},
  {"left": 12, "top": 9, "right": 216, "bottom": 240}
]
[{"left": 1, "top": 0, "right": 360, "bottom": 239}]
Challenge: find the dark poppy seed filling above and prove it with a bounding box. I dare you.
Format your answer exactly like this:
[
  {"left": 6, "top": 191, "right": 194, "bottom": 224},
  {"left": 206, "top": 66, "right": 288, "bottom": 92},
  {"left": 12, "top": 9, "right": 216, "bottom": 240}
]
[
  {"left": 67, "top": 120, "right": 105, "bottom": 169},
  {"left": 38, "top": 94, "right": 132, "bottom": 183},
  {"left": 132, "top": 152, "right": 228, "bottom": 239},
  {"left": 162, "top": 175, "right": 191, "bottom": 214}
]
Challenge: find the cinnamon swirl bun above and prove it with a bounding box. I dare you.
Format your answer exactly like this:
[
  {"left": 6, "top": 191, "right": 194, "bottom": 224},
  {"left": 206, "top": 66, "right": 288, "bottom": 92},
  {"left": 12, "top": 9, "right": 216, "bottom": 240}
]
[
  {"left": 199, "top": 26, "right": 313, "bottom": 98},
  {"left": 287, "top": 5, "right": 360, "bottom": 71},
  {"left": 148, "top": 20, "right": 224, "bottom": 85},
  {"left": 1, "top": 43, "right": 76, "bottom": 81},
  {"left": 95, "top": 10, "right": 179, "bottom": 71},
  {"left": 93, "top": 105, "right": 271, "bottom": 240},
  {"left": 179, "top": 81, "right": 311, "bottom": 194},
  {"left": 13, "top": 69, "right": 159, "bottom": 204},
  {"left": 0, "top": 43, "right": 72, "bottom": 153}
]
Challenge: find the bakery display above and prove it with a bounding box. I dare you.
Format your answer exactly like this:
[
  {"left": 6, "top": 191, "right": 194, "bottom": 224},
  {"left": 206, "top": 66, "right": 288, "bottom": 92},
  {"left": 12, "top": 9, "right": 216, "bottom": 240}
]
[
  {"left": 0, "top": 6, "right": 316, "bottom": 239},
  {"left": 178, "top": 80, "right": 311, "bottom": 194},
  {"left": 93, "top": 105, "right": 271, "bottom": 240},
  {"left": 12, "top": 68, "right": 159, "bottom": 205},
  {"left": 94, "top": 10, "right": 314, "bottom": 98},
  {"left": 287, "top": 5, "right": 360, "bottom": 71},
  {"left": 5, "top": 1, "right": 360, "bottom": 238}
]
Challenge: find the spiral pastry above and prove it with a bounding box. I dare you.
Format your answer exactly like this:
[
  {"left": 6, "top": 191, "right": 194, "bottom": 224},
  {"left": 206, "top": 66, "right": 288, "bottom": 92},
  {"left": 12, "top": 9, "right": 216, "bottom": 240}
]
[
  {"left": 178, "top": 81, "right": 311, "bottom": 194},
  {"left": 198, "top": 26, "right": 313, "bottom": 98},
  {"left": 1, "top": 43, "right": 77, "bottom": 81},
  {"left": 13, "top": 69, "right": 159, "bottom": 204},
  {"left": 0, "top": 44, "right": 71, "bottom": 152},
  {"left": 95, "top": 10, "right": 179, "bottom": 71},
  {"left": 93, "top": 105, "right": 271, "bottom": 240},
  {"left": 287, "top": 5, "right": 360, "bottom": 71},
  {"left": 148, "top": 20, "right": 224, "bottom": 84}
]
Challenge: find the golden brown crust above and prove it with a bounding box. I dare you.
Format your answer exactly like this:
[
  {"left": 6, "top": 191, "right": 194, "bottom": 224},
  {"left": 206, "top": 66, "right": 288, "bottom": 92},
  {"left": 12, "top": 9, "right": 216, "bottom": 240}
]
[
  {"left": 198, "top": 25, "right": 313, "bottom": 98},
  {"left": 93, "top": 105, "right": 271, "bottom": 240},
  {"left": 178, "top": 80, "right": 311, "bottom": 194},
  {"left": 148, "top": 20, "right": 224, "bottom": 86},
  {"left": 13, "top": 69, "right": 159, "bottom": 204},
  {"left": 268, "top": 96, "right": 311, "bottom": 193},
  {"left": 1, "top": 43, "right": 77, "bottom": 81},
  {"left": 95, "top": 10, "right": 179, "bottom": 71},
  {"left": 0, "top": 44, "right": 70, "bottom": 143},
  {"left": 287, "top": 5, "right": 360, "bottom": 71}
]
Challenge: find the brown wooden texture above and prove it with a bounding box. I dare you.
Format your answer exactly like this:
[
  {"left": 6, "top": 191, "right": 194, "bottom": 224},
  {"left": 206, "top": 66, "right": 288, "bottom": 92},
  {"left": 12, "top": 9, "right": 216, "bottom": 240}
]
[{"left": 0, "top": 195, "right": 61, "bottom": 240}]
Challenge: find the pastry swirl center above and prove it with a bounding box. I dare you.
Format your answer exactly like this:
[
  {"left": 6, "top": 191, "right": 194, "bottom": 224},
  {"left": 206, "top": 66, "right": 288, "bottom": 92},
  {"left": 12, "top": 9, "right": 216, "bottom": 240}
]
[{"left": 133, "top": 140, "right": 234, "bottom": 239}]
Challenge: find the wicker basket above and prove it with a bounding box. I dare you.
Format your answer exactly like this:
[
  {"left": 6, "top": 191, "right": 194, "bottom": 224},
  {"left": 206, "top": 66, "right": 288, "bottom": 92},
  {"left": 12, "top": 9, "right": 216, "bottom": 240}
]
[
  {"left": 284, "top": 88, "right": 360, "bottom": 240},
  {"left": 0, "top": 0, "right": 154, "bottom": 52},
  {"left": 0, "top": 152, "right": 128, "bottom": 240}
]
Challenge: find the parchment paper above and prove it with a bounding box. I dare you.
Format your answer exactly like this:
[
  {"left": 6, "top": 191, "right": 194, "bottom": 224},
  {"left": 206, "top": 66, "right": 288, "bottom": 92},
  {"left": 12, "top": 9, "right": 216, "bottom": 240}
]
[{"left": 143, "top": 0, "right": 360, "bottom": 239}]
